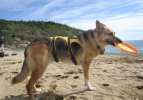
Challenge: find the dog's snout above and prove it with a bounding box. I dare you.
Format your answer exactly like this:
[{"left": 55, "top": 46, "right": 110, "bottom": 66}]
[
  {"left": 107, "top": 36, "right": 122, "bottom": 46},
  {"left": 114, "top": 37, "right": 122, "bottom": 43},
  {"left": 106, "top": 40, "right": 115, "bottom": 46}
]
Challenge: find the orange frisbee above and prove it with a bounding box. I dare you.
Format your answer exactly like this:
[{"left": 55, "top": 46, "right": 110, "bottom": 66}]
[{"left": 116, "top": 42, "right": 138, "bottom": 54}]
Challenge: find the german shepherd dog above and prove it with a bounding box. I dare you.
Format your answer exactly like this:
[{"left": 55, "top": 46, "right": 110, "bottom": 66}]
[{"left": 12, "top": 20, "right": 122, "bottom": 98}]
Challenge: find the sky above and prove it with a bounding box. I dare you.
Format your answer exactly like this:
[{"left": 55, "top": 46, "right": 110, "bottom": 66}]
[{"left": 0, "top": 0, "right": 143, "bottom": 40}]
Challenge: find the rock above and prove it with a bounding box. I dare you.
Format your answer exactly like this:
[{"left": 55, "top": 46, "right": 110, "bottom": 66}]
[
  {"left": 103, "top": 69, "right": 107, "bottom": 72},
  {"left": 54, "top": 75, "right": 69, "bottom": 79},
  {"left": 11, "top": 71, "right": 18, "bottom": 74},
  {"left": 0, "top": 72, "right": 4, "bottom": 75},
  {"left": 69, "top": 95, "right": 77, "bottom": 100},
  {"left": 73, "top": 76, "right": 79, "bottom": 79},
  {"left": 136, "top": 75, "right": 143, "bottom": 80},
  {"left": 71, "top": 85, "right": 77, "bottom": 88},
  {"left": 61, "top": 75, "right": 69, "bottom": 79},
  {"left": 11, "top": 53, "right": 17, "bottom": 56},
  {"left": 55, "top": 75, "right": 62, "bottom": 77},
  {"left": 102, "top": 83, "right": 110, "bottom": 87},
  {"left": 136, "top": 86, "right": 143, "bottom": 90},
  {"left": 0, "top": 52, "right": 4, "bottom": 57},
  {"left": 65, "top": 71, "right": 74, "bottom": 74}
]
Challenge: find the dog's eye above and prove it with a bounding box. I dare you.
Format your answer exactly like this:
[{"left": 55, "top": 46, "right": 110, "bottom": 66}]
[
  {"left": 109, "top": 32, "right": 115, "bottom": 36},
  {"left": 107, "top": 32, "right": 114, "bottom": 36}
]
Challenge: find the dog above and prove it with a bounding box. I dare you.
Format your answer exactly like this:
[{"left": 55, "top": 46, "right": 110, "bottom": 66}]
[{"left": 12, "top": 20, "right": 122, "bottom": 98}]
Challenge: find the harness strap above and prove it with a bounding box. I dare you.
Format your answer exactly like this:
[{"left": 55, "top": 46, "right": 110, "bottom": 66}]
[
  {"left": 68, "top": 37, "right": 78, "bottom": 65},
  {"left": 52, "top": 37, "right": 59, "bottom": 62},
  {"left": 95, "top": 40, "right": 105, "bottom": 54},
  {"left": 52, "top": 36, "right": 78, "bottom": 65}
]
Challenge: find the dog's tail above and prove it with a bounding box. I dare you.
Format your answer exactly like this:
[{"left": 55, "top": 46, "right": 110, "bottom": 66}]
[
  {"left": 12, "top": 59, "right": 31, "bottom": 84},
  {"left": 12, "top": 47, "right": 32, "bottom": 84}
]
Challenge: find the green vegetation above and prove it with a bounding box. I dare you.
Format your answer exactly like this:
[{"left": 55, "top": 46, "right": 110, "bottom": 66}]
[{"left": 0, "top": 19, "right": 83, "bottom": 45}]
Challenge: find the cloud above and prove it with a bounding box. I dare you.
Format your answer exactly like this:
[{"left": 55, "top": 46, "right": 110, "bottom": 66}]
[
  {"left": 103, "top": 15, "right": 143, "bottom": 40},
  {"left": 0, "top": 0, "right": 143, "bottom": 40},
  {"left": 67, "top": 14, "right": 143, "bottom": 40},
  {"left": 0, "top": 0, "right": 36, "bottom": 11}
]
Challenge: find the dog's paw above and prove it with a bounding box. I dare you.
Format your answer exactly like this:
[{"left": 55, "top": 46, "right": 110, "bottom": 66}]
[
  {"left": 85, "top": 80, "right": 96, "bottom": 91},
  {"left": 33, "top": 87, "right": 42, "bottom": 93},
  {"left": 85, "top": 85, "right": 96, "bottom": 91},
  {"left": 35, "top": 88, "right": 42, "bottom": 92}
]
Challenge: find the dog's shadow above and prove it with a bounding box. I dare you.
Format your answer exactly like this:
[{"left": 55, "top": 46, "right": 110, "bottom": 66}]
[{"left": 4, "top": 89, "right": 87, "bottom": 100}]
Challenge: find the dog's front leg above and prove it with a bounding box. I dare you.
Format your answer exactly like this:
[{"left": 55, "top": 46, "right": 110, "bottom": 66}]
[{"left": 82, "top": 56, "right": 95, "bottom": 90}]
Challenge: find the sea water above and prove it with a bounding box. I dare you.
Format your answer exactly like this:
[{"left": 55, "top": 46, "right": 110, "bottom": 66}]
[{"left": 105, "top": 40, "right": 143, "bottom": 55}]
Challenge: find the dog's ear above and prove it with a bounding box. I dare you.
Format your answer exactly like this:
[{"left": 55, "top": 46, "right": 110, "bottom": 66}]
[{"left": 96, "top": 20, "right": 105, "bottom": 33}]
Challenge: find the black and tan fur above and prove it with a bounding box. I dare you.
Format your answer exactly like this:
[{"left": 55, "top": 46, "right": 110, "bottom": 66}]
[{"left": 12, "top": 20, "right": 122, "bottom": 98}]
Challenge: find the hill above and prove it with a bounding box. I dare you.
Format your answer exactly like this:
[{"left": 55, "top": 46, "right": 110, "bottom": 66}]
[{"left": 0, "top": 19, "right": 83, "bottom": 45}]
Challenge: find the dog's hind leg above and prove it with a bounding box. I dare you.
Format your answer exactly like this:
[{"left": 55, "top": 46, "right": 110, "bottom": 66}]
[
  {"left": 26, "top": 64, "right": 48, "bottom": 99},
  {"left": 26, "top": 43, "right": 50, "bottom": 99}
]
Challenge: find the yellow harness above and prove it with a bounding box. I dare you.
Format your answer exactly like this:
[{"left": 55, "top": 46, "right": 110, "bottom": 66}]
[{"left": 50, "top": 36, "right": 79, "bottom": 65}]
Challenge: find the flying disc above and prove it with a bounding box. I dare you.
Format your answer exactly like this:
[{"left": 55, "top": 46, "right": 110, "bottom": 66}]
[{"left": 116, "top": 42, "right": 138, "bottom": 54}]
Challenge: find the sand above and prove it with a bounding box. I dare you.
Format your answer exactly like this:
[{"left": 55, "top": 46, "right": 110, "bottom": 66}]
[{"left": 0, "top": 49, "right": 143, "bottom": 100}]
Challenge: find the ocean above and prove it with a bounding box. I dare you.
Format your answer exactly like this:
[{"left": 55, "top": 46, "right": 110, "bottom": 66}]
[{"left": 105, "top": 40, "right": 143, "bottom": 55}]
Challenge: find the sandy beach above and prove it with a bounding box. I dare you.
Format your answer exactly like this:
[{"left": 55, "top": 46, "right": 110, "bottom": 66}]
[{"left": 0, "top": 49, "right": 143, "bottom": 100}]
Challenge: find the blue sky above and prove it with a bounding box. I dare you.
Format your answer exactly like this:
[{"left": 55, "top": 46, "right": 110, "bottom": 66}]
[{"left": 0, "top": 0, "right": 143, "bottom": 40}]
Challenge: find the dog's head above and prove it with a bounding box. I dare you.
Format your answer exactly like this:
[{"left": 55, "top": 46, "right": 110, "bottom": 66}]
[{"left": 95, "top": 20, "right": 122, "bottom": 47}]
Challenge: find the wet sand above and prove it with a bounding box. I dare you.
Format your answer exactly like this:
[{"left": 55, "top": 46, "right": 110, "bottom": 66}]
[{"left": 0, "top": 49, "right": 143, "bottom": 100}]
